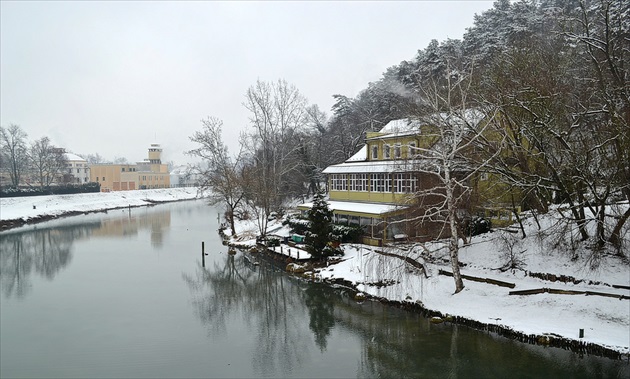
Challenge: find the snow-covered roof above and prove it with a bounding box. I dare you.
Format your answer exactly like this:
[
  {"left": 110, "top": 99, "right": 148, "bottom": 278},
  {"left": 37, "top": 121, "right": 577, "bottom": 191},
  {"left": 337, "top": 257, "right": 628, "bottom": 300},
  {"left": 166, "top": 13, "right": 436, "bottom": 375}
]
[
  {"left": 323, "top": 160, "right": 422, "bottom": 174},
  {"left": 64, "top": 153, "right": 86, "bottom": 162},
  {"left": 170, "top": 165, "right": 189, "bottom": 175},
  {"left": 298, "top": 200, "right": 406, "bottom": 215},
  {"left": 346, "top": 145, "right": 367, "bottom": 162},
  {"left": 370, "top": 118, "right": 422, "bottom": 138}
]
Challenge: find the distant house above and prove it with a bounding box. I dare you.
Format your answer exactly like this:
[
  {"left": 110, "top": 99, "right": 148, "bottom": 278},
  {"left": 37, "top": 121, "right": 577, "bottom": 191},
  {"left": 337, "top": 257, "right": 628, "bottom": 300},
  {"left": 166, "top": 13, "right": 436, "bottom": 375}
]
[
  {"left": 64, "top": 153, "right": 90, "bottom": 184},
  {"left": 90, "top": 144, "right": 170, "bottom": 192},
  {"left": 298, "top": 117, "right": 521, "bottom": 246},
  {"left": 170, "top": 165, "right": 200, "bottom": 187}
]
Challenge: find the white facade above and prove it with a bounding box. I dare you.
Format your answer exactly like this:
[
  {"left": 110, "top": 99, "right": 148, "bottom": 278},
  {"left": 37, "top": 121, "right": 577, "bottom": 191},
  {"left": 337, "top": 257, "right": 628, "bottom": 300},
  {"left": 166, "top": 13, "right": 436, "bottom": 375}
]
[
  {"left": 170, "top": 165, "right": 200, "bottom": 187},
  {"left": 64, "top": 153, "right": 90, "bottom": 184}
]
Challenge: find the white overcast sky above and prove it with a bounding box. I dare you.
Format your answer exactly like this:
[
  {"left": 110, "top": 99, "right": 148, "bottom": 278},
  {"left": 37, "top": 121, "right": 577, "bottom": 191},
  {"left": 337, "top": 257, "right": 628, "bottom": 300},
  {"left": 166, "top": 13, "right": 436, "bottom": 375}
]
[{"left": 1, "top": 1, "right": 493, "bottom": 165}]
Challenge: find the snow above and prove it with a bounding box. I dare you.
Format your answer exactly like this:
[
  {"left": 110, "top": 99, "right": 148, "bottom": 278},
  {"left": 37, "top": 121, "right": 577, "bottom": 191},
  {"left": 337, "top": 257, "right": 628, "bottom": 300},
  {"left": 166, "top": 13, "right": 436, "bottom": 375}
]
[
  {"left": 322, "top": 159, "right": 423, "bottom": 174},
  {"left": 64, "top": 153, "right": 86, "bottom": 162},
  {"left": 298, "top": 200, "right": 404, "bottom": 215},
  {"left": 346, "top": 145, "right": 367, "bottom": 161},
  {"left": 369, "top": 118, "right": 423, "bottom": 138},
  {"left": 317, "top": 243, "right": 629, "bottom": 354},
  {"left": 2, "top": 191, "right": 628, "bottom": 356},
  {"left": 0, "top": 187, "right": 202, "bottom": 223},
  {"left": 226, "top": 207, "right": 630, "bottom": 357}
]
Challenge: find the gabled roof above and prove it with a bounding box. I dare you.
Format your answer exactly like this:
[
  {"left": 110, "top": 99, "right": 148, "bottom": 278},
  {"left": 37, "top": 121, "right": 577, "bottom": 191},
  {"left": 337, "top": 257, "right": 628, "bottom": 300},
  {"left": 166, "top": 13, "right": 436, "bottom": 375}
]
[
  {"left": 346, "top": 145, "right": 367, "bottom": 162},
  {"left": 377, "top": 118, "right": 422, "bottom": 134},
  {"left": 366, "top": 118, "right": 422, "bottom": 140},
  {"left": 324, "top": 112, "right": 484, "bottom": 175}
]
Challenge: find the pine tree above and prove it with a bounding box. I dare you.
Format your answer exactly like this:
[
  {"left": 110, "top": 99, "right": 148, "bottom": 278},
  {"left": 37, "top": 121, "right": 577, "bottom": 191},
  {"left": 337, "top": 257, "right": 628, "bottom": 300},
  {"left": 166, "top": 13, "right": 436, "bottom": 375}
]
[{"left": 306, "top": 191, "right": 334, "bottom": 260}]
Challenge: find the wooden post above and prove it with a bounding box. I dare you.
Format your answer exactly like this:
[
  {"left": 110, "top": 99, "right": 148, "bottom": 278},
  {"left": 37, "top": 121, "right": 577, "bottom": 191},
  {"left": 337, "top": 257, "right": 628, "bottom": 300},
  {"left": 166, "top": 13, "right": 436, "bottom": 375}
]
[{"left": 202, "top": 241, "right": 205, "bottom": 268}]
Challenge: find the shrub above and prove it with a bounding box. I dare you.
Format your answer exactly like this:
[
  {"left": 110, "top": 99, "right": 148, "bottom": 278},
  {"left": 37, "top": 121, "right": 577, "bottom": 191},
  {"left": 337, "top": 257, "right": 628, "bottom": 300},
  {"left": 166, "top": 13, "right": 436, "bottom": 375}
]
[{"left": 466, "top": 216, "right": 491, "bottom": 236}]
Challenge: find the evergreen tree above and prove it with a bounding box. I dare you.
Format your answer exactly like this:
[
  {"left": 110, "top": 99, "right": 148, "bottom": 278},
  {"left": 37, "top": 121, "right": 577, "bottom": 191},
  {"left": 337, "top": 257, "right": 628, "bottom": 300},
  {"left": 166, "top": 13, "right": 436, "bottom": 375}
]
[{"left": 306, "top": 191, "right": 334, "bottom": 260}]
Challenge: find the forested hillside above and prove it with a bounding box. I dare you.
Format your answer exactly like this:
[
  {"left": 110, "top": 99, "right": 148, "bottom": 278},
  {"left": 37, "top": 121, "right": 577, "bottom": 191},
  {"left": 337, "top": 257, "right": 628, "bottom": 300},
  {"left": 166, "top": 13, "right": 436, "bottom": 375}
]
[{"left": 189, "top": 0, "right": 628, "bottom": 257}]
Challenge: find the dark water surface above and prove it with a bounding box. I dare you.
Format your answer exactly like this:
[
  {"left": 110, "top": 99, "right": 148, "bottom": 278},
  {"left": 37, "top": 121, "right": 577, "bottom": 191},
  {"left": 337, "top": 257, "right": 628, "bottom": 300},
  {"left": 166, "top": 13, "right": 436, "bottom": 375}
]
[{"left": 1, "top": 199, "right": 627, "bottom": 378}]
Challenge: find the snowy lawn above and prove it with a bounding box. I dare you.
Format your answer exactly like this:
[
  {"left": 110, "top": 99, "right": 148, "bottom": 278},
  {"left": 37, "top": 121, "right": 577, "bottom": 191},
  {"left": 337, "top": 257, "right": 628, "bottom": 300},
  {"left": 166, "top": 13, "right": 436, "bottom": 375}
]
[{"left": 0, "top": 187, "right": 202, "bottom": 222}]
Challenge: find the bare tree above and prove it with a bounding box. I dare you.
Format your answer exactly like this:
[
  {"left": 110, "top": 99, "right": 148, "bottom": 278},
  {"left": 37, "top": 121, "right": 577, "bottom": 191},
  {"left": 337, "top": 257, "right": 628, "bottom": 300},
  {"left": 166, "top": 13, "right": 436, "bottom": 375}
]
[
  {"left": 411, "top": 64, "right": 500, "bottom": 294},
  {"left": 30, "top": 137, "right": 68, "bottom": 189},
  {"left": 82, "top": 153, "right": 106, "bottom": 164},
  {"left": 0, "top": 124, "right": 29, "bottom": 187},
  {"left": 241, "top": 79, "right": 308, "bottom": 236},
  {"left": 188, "top": 116, "right": 246, "bottom": 236}
]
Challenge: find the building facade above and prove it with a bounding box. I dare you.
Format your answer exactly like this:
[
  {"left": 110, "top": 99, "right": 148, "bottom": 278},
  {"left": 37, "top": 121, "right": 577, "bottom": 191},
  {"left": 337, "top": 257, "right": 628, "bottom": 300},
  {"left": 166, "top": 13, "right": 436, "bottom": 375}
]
[
  {"left": 64, "top": 153, "right": 91, "bottom": 184},
  {"left": 299, "top": 119, "right": 426, "bottom": 246},
  {"left": 299, "top": 118, "right": 520, "bottom": 246},
  {"left": 90, "top": 144, "right": 170, "bottom": 192}
]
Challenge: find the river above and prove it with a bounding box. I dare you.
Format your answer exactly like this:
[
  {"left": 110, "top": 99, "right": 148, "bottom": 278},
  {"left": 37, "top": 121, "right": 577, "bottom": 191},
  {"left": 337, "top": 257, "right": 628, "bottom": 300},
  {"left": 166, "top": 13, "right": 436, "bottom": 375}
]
[{"left": 0, "top": 199, "right": 627, "bottom": 378}]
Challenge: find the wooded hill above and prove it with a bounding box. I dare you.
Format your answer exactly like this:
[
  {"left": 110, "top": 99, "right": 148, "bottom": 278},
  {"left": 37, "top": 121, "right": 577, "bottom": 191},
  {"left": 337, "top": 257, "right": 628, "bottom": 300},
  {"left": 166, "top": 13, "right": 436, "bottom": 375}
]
[{"left": 188, "top": 0, "right": 629, "bottom": 259}]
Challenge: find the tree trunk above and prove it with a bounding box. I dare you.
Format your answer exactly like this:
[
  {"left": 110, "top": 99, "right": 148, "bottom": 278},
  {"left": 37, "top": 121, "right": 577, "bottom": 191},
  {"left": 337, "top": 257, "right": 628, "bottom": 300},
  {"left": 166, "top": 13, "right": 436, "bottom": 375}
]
[
  {"left": 447, "top": 176, "right": 465, "bottom": 294},
  {"left": 228, "top": 207, "right": 236, "bottom": 236},
  {"left": 608, "top": 206, "right": 630, "bottom": 252}
]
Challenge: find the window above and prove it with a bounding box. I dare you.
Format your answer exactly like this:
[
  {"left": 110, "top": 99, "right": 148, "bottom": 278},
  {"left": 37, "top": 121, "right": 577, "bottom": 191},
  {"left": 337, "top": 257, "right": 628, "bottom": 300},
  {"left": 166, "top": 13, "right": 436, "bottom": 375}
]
[
  {"left": 394, "top": 173, "right": 417, "bottom": 193},
  {"left": 122, "top": 168, "right": 125, "bottom": 172},
  {"left": 349, "top": 173, "right": 368, "bottom": 192},
  {"left": 394, "top": 144, "right": 402, "bottom": 159},
  {"left": 408, "top": 142, "right": 417, "bottom": 157},
  {"left": 102, "top": 177, "right": 105, "bottom": 181},
  {"left": 372, "top": 173, "right": 391, "bottom": 192},
  {"left": 371, "top": 145, "right": 378, "bottom": 159},
  {"left": 384, "top": 145, "right": 391, "bottom": 159},
  {"left": 331, "top": 174, "right": 347, "bottom": 191}
]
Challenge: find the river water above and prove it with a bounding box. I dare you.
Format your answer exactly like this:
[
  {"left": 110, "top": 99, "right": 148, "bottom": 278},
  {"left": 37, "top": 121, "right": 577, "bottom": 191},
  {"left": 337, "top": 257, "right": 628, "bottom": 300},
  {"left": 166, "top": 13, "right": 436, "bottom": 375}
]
[{"left": 1, "top": 199, "right": 627, "bottom": 378}]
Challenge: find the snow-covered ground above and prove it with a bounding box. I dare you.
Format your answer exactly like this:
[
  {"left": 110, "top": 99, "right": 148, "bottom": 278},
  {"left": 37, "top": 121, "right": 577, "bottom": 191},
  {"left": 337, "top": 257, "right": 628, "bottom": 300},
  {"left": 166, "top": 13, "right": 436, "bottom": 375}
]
[
  {"left": 0, "top": 187, "right": 202, "bottom": 225},
  {"left": 2, "top": 191, "right": 628, "bottom": 357},
  {"left": 228, "top": 210, "right": 630, "bottom": 358}
]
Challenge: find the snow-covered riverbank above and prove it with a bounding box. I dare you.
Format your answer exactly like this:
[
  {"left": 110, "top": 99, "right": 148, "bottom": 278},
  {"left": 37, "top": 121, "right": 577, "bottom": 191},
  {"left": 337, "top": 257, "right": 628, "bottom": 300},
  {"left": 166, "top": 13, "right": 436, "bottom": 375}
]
[
  {"left": 227, "top": 211, "right": 630, "bottom": 359},
  {"left": 0, "top": 187, "right": 203, "bottom": 229},
  {"left": 1, "top": 191, "right": 628, "bottom": 359}
]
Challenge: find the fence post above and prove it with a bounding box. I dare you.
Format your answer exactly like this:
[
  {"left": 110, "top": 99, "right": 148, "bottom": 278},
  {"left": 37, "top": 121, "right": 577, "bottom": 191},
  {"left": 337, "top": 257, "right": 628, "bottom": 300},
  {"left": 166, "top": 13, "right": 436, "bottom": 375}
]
[{"left": 202, "top": 241, "right": 205, "bottom": 268}]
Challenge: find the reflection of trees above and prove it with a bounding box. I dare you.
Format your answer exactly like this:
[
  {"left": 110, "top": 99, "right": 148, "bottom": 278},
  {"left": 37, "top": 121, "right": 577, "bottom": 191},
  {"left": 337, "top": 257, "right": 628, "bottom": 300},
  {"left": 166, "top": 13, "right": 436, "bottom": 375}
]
[
  {"left": 302, "top": 283, "right": 336, "bottom": 352},
  {"left": 183, "top": 253, "right": 319, "bottom": 377},
  {"left": 0, "top": 224, "right": 96, "bottom": 298},
  {"left": 184, "top": 253, "right": 627, "bottom": 378}
]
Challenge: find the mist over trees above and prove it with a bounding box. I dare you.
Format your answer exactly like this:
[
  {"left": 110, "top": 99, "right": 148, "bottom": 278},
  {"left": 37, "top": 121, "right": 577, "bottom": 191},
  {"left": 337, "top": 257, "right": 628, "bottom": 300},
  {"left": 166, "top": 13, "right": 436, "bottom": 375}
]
[{"left": 190, "top": 0, "right": 629, "bottom": 274}]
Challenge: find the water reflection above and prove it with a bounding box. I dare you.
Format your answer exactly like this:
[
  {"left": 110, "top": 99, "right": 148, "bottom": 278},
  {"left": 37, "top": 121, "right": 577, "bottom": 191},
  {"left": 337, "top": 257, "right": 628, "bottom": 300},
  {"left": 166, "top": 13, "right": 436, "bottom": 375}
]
[
  {"left": 91, "top": 208, "right": 171, "bottom": 247},
  {"left": 303, "top": 283, "right": 336, "bottom": 352},
  {"left": 183, "top": 253, "right": 316, "bottom": 377},
  {"left": 0, "top": 223, "right": 95, "bottom": 298},
  {"left": 186, "top": 252, "right": 629, "bottom": 379},
  {"left": 0, "top": 207, "right": 172, "bottom": 299}
]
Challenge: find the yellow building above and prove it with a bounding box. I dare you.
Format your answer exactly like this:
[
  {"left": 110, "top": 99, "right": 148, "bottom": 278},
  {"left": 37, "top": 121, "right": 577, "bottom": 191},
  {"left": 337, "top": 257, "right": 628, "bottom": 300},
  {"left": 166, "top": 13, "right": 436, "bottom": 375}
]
[
  {"left": 298, "top": 117, "right": 522, "bottom": 246},
  {"left": 299, "top": 119, "right": 425, "bottom": 246},
  {"left": 90, "top": 144, "right": 170, "bottom": 192}
]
